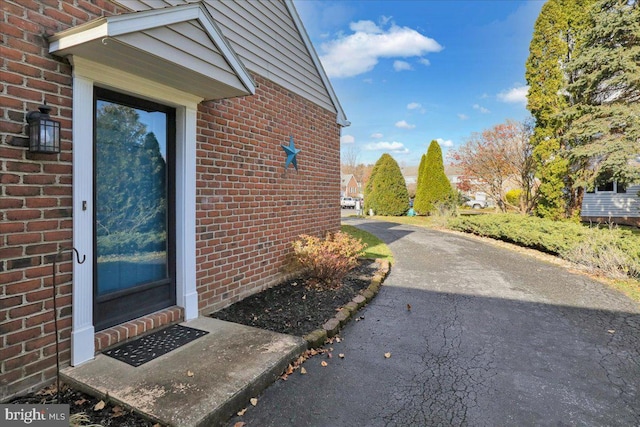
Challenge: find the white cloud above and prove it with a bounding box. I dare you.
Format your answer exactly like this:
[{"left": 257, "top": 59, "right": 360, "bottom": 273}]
[
  {"left": 319, "top": 20, "right": 443, "bottom": 78},
  {"left": 364, "top": 141, "right": 409, "bottom": 153},
  {"left": 418, "top": 58, "right": 431, "bottom": 66},
  {"left": 350, "top": 20, "right": 383, "bottom": 34},
  {"left": 370, "top": 132, "right": 384, "bottom": 139},
  {"left": 497, "top": 85, "right": 529, "bottom": 104},
  {"left": 341, "top": 134, "right": 355, "bottom": 144},
  {"left": 393, "top": 60, "right": 413, "bottom": 71},
  {"left": 436, "top": 138, "right": 454, "bottom": 148},
  {"left": 457, "top": 113, "right": 469, "bottom": 120},
  {"left": 473, "top": 104, "right": 490, "bottom": 114},
  {"left": 395, "top": 120, "right": 416, "bottom": 129},
  {"left": 407, "top": 102, "right": 422, "bottom": 110}
]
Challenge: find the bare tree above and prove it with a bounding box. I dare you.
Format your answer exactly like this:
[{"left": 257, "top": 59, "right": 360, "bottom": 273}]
[
  {"left": 452, "top": 119, "right": 538, "bottom": 213},
  {"left": 341, "top": 146, "right": 359, "bottom": 175}
]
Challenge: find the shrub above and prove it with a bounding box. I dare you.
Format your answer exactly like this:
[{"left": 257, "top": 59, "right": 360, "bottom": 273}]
[
  {"left": 561, "top": 228, "right": 640, "bottom": 279},
  {"left": 505, "top": 189, "right": 522, "bottom": 207},
  {"left": 414, "top": 140, "right": 455, "bottom": 215},
  {"left": 448, "top": 213, "right": 640, "bottom": 279},
  {"left": 292, "top": 231, "right": 367, "bottom": 289},
  {"left": 364, "top": 154, "right": 410, "bottom": 216}
]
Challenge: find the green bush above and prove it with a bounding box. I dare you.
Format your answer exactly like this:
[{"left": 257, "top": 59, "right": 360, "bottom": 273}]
[
  {"left": 448, "top": 214, "right": 640, "bottom": 278},
  {"left": 505, "top": 189, "right": 522, "bottom": 207},
  {"left": 364, "top": 154, "right": 410, "bottom": 216},
  {"left": 292, "top": 231, "right": 367, "bottom": 289},
  {"left": 414, "top": 140, "right": 455, "bottom": 215}
]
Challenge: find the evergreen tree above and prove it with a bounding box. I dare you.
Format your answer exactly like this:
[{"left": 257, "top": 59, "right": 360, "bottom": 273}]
[
  {"left": 363, "top": 154, "right": 409, "bottom": 216},
  {"left": 525, "top": 0, "right": 594, "bottom": 219},
  {"left": 562, "top": 0, "right": 640, "bottom": 189},
  {"left": 414, "top": 140, "right": 454, "bottom": 215}
]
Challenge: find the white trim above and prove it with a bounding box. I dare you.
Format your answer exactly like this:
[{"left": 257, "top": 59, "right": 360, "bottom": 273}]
[
  {"left": 49, "top": 3, "right": 255, "bottom": 99},
  {"left": 175, "top": 107, "right": 199, "bottom": 321},
  {"left": 70, "top": 57, "right": 199, "bottom": 365},
  {"left": 71, "top": 75, "right": 95, "bottom": 366}
]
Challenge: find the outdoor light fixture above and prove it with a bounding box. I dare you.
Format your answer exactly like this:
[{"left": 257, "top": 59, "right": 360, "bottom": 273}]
[{"left": 27, "top": 103, "right": 60, "bottom": 153}]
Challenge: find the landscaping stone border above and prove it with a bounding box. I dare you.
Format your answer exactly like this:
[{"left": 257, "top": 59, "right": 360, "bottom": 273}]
[{"left": 302, "top": 259, "right": 391, "bottom": 348}]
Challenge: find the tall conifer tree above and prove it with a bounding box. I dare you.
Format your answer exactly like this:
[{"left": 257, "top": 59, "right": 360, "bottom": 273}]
[
  {"left": 562, "top": 0, "right": 640, "bottom": 189},
  {"left": 525, "top": 0, "right": 594, "bottom": 218},
  {"left": 414, "top": 140, "right": 454, "bottom": 215},
  {"left": 364, "top": 154, "right": 409, "bottom": 216}
]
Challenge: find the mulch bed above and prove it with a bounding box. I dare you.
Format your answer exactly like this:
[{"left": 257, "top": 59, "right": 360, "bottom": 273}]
[
  {"left": 212, "top": 258, "right": 378, "bottom": 336},
  {"left": 9, "top": 386, "right": 157, "bottom": 426},
  {"left": 7, "top": 259, "right": 379, "bottom": 427}
]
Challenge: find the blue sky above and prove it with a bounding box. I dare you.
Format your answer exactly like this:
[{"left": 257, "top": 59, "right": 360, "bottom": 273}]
[{"left": 294, "top": 0, "right": 545, "bottom": 166}]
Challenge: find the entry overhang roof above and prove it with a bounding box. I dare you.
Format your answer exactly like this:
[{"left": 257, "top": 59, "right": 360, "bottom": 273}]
[{"left": 48, "top": 3, "right": 255, "bottom": 101}]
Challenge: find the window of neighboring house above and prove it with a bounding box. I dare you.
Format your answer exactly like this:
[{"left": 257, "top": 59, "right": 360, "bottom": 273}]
[
  {"left": 595, "top": 181, "right": 625, "bottom": 193},
  {"left": 596, "top": 181, "right": 614, "bottom": 192}
]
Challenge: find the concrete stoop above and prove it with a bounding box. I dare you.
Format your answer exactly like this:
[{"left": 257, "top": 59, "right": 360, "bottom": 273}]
[
  {"left": 61, "top": 259, "right": 391, "bottom": 427},
  {"left": 61, "top": 317, "right": 306, "bottom": 427}
]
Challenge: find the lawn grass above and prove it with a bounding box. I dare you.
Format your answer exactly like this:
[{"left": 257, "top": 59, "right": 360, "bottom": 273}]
[{"left": 341, "top": 224, "right": 394, "bottom": 264}]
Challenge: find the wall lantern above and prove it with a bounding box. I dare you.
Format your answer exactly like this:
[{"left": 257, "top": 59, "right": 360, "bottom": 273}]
[{"left": 27, "top": 103, "right": 60, "bottom": 153}]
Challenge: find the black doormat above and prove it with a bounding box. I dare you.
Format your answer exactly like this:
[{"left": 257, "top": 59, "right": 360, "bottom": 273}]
[{"left": 103, "top": 324, "right": 208, "bottom": 367}]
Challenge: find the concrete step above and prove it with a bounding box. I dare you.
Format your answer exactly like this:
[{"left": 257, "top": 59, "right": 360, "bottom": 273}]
[{"left": 61, "top": 317, "right": 306, "bottom": 427}]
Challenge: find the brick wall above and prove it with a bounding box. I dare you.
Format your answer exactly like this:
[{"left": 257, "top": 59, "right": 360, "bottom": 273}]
[
  {"left": 1, "top": 0, "right": 341, "bottom": 401},
  {"left": 196, "top": 74, "right": 341, "bottom": 313}
]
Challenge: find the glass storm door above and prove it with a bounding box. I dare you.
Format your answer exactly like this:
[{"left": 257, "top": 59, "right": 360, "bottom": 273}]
[{"left": 94, "top": 88, "right": 176, "bottom": 331}]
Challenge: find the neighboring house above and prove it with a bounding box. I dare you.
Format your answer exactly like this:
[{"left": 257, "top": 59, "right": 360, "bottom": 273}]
[
  {"left": 341, "top": 174, "right": 360, "bottom": 198},
  {"left": 1, "top": 0, "right": 348, "bottom": 400},
  {"left": 581, "top": 181, "right": 640, "bottom": 226}
]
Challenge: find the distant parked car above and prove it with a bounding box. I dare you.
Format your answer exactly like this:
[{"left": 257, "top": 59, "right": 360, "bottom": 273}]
[
  {"left": 340, "top": 197, "right": 357, "bottom": 209},
  {"left": 464, "top": 198, "right": 488, "bottom": 209}
]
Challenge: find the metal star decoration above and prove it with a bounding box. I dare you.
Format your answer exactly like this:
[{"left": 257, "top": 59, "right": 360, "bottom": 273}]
[{"left": 281, "top": 135, "right": 301, "bottom": 171}]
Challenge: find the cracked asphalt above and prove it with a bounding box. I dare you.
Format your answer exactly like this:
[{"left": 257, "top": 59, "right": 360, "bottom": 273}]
[{"left": 226, "top": 219, "right": 640, "bottom": 426}]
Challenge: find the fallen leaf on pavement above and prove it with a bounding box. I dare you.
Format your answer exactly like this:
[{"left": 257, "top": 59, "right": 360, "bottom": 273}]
[
  {"left": 74, "top": 398, "right": 87, "bottom": 406},
  {"left": 607, "top": 329, "right": 615, "bottom": 334},
  {"left": 250, "top": 398, "right": 258, "bottom": 406},
  {"left": 339, "top": 353, "right": 345, "bottom": 359},
  {"left": 407, "top": 304, "right": 412, "bottom": 311},
  {"left": 335, "top": 337, "right": 342, "bottom": 343},
  {"left": 94, "top": 400, "right": 105, "bottom": 411},
  {"left": 321, "top": 361, "right": 328, "bottom": 367},
  {"left": 234, "top": 422, "right": 246, "bottom": 427},
  {"left": 237, "top": 408, "right": 247, "bottom": 416},
  {"left": 187, "top": 370, "right": 194, "bottom": 377},
  {"left": 301, "top": 367, "right": 307, "bottom": 374},
  {"left": 384, "top": 352, "right": 391, "bottom": 359}
]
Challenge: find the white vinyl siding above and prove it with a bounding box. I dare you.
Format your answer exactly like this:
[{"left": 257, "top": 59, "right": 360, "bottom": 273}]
[
  {"left": 117, "top": 0, "right": 337, "bottom": 114},
  {"left": 582, "top": 184, "right": 640, "bottom": 219},
  {"left": 116, "top": 22, "right": 240, "bottom": 89}
]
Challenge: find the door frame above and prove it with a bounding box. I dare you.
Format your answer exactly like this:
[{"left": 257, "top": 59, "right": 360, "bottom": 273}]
[
  {"left": 92, "top": 87, "right": 177, "bottom": 331},
  {"left": 70, "top": 57, "right": 199, "bottom": 366}
]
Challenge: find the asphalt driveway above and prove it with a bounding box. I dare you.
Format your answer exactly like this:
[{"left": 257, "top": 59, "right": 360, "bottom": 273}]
[{"left": 227, "top": 219, "right": 640, "bottom": 426}]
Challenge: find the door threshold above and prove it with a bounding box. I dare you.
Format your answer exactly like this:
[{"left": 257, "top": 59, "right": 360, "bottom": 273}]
[{"left": 94, "top": 306, "right": 183, "bottom": 353}]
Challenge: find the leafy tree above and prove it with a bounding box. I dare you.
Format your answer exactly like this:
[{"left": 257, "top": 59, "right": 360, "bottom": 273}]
[
  {"left": 96, "top": 103, "right": 167, "bottom": 254},
  {"left": 562, "top": 0, "right": 640, "bottom": 190},
  {"left": 525, "top": 0, "right": 595, "bottom": 219},
  {"left": 364, "top": 154, "right": 409, "bottom": 216},
  {"left": 452, "top": 120, "right": 536, "bottom": 213},
  {"left": 414, "top": 140, "right": 454, "bottom": 215}
]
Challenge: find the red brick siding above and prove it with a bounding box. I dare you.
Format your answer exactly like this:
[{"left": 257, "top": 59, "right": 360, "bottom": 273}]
[
  {"left": 0, "top": 0, "right": 125, "bottom": 401},
  {"left": 196, "top": 74, "right": 341, "bottom": 313},
  {"left": 1, "top": 1, "right": 341, "bottom": 402}
]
